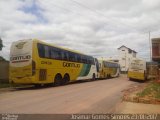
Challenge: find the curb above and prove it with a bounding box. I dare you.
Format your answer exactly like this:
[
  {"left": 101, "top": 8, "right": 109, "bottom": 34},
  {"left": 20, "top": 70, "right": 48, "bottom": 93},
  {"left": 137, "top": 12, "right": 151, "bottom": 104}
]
[{"left": 123, "top": 94, "right": 160, "bottom": 104}]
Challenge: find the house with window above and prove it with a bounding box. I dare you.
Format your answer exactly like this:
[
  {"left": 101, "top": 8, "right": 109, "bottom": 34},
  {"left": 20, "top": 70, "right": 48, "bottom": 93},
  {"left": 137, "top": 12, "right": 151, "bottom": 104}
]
[{"left": 117, "top": 45, "right": 137, "bottom": 73}]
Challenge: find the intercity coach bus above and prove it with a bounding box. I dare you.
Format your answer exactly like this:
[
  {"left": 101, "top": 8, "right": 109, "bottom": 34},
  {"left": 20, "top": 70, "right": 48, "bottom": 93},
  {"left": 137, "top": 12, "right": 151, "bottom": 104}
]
[
  {"left": 9, "top": 39, "right": 99, "bottom": 86},
  {"left": 128, "top": 58, "right": 158, "bottom": 81},
  {"left": 98, "top": 59, "right": 120, "bottom": 79}
]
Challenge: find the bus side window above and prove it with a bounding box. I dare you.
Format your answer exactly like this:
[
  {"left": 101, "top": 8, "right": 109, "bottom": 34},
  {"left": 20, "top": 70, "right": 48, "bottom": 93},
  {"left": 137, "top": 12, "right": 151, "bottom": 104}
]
[
  {"left": 106, "top": 62, "right": 108, "bottom": 68},
  {"left": 62, "top": 50, "right": 68, "bottom": 61},
  {"left": 68, "top": 52, "right": 76, "bottom": 62},
  {"left": 107, "top": 63, "right": 110, "bottom": 68},
  {"left": 88, "top": 57, "right": 94, "bottom": 65},
  {"left": 87, "top": 56, "right": 90, "bottom": 64},
  {"left": 38, "top": 44, "right": 45, "bottom": 58},
  {"left": 77, "top": 54, "right": 81, "bottom": 63},
  {"left": 82, "top": 55, "right": 87, "bottom": 64},
  {"left": 50, "top": 47, "right": 62, "bottom": 60},
  {"left": 91, "top": 57, "right": 95, "bottom": 65},
  {"left": 44, "top": 46, "right": 50, "bottom": 58}
]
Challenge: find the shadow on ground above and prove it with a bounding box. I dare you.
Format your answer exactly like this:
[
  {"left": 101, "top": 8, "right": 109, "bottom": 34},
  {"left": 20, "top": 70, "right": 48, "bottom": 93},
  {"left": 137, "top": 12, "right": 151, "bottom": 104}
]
[{"left": 12, "top": 78, "right": 115, "bottom": 91}]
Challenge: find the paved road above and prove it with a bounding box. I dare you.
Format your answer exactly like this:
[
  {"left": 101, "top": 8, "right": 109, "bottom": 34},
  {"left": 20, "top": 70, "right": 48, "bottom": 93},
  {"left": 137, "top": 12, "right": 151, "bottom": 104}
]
[{"left": 0, "top": 75, "right": 138, "bottom": 114}]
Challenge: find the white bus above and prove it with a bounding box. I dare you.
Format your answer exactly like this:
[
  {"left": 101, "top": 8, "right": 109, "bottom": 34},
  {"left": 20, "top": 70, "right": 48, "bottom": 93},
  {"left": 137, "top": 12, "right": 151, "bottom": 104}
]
[{"left": 128, "top": 58, "right": 158, "bottom": 80}]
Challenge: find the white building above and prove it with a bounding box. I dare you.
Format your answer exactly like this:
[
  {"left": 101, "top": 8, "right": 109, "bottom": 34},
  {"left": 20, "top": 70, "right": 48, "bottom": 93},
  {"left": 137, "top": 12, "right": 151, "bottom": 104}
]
[{"left": 118, "top": 45, "right": 137, "bottom": 73}]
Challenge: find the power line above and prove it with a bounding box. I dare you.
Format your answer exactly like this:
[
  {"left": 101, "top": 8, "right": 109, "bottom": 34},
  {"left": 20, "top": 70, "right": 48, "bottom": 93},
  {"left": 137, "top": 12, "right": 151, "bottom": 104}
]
[
  {"left": 41, "top": 0, "right": 160, "bottom": 36},
  {"left": 41, "top": 0, "right": 138, "bottom": 33},
  {"left": 40, "top": 1, "right": 123, "bottom": 32},
  {"left": 70, "top": 0, "right": 141, "bottom": 32}
]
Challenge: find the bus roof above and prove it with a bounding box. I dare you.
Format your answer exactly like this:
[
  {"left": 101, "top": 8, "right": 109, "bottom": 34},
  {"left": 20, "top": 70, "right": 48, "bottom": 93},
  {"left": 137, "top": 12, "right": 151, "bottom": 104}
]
[
  {"left": 97, "top": 58, "right": 119, "bottom": 64},
  {"left": 32, "top": 39, "right": 91, "bottom": 57}
]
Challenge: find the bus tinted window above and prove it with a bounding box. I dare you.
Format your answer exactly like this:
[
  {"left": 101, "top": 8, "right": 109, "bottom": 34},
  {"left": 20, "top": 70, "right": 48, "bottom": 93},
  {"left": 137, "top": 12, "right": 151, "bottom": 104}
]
[
  {"left": 88, "top": 56, "right": 94, "bottom": 64},
  {"left": 68, "top": 52, "right": 76, "bottom": 62},
  {"left": 62, "top": 50, "right": 68, "bottom": 61},
  {"left": 50, "top": 47, "right": 62, "bottom": 60},
  {"left": 77, "top": 54, "right": 81, "bottom": 63},
  {"left": 38, "top": 44, "right": 45, "bottom": 58},
  {"left": 44, "top": 46, "right": 50, "bottom": 58},
  {"left": 81, "top": 55, "right": 87, "bottom": 63},
  {"left": 37, "top": 43, "right": 95, "bottom": 65}
]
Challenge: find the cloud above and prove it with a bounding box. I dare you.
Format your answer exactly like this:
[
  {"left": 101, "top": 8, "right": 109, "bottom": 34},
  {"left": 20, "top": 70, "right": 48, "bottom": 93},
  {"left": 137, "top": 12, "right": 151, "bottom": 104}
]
[{"left": 0, "top": 0, "right": 160, "bottom": 61}]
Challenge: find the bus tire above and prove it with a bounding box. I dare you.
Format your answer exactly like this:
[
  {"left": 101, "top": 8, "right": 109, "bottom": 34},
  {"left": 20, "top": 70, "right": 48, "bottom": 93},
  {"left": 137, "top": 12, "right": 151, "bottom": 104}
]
[
  {"left": 92, "top": 73, "right": 96, "bottom": 80},
  {"left": 63, "top": 74, "right": 70, "bottom": 85},
  {"left": 107, "top": 74, "right": 109, "bottom": 79},
  {"left": 109, "top": 74, "right": 111, "bottom": 78},
  {"left": 54, "top": 74, "right": 62, "bottom": 86},
  {"left": 144, "top": 71, "right": 147, "bottom": 80}
]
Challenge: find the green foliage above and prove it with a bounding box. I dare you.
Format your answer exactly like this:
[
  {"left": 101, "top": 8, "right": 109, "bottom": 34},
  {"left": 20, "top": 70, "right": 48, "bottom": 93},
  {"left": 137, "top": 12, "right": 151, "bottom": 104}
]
[
  {"left": 0, "top": 56, "right": 6, "bottom": 61},
  {"left": 0, "top": 37, "right": 4, "bottom": 51},
  {"left": 137, "top": 82, "right": 160, "bottom": 99}
]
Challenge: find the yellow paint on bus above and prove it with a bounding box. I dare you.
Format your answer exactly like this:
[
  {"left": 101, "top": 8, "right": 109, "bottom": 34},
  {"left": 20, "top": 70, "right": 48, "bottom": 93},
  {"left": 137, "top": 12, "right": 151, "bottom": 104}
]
[
  {"left": 98, "top": 59, "right": 120, "bottom": 79},
  {"left": 128, "top": 58, "right": 158, "bottom": 81},
  {"left": 9, "top": 39, "right": 98, "bottom": 86}
]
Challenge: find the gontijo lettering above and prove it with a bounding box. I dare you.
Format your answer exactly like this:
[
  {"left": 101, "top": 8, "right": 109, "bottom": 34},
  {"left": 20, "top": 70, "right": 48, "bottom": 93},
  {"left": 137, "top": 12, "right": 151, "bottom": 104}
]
[
  {"left": 10, "top": 55, "right": 31, "bottom": 62},
  {"left": 63, "top": 62, "right": 80, "bottom": 68}
]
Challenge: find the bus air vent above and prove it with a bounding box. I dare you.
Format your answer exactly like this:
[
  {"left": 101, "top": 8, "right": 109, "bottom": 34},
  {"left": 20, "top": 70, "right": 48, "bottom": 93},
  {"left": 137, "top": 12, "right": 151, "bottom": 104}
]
[{"left": 39, "top": 69, "right": 47, "bottom": 81}]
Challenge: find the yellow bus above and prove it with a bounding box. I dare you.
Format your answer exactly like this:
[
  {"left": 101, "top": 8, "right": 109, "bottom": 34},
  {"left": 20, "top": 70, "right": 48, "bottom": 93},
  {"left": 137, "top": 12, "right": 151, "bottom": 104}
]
[
  {"left": 128, "top": 58, "right": 158, "bottom": 80},
  {"left": 98, "top": 59, "right": 120, "bottom": 79},
  {"left": 9, "top": 39, "right": 99, "bottom": 86}
]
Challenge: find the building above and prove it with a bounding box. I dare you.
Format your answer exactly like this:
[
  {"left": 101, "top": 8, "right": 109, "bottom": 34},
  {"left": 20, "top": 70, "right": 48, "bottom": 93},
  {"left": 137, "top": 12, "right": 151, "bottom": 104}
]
[
  {"left": 118, "top": 45, "right": 137, "bottom": 73},
  {"left": 152, "top": 38, "right": 160, "bottom": 81},
  {"left": 152, "top": 38, "right": 160, "bottom": 62}
]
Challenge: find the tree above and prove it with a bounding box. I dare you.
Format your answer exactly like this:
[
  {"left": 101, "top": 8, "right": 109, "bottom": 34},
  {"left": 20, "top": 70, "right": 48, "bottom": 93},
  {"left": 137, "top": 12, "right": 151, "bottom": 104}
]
[
  {"left": 0, "top": 37, "right": 6, "bottom": 61},
  {"left": 0, "top": 37, "right": 4, "bottom": 51}
]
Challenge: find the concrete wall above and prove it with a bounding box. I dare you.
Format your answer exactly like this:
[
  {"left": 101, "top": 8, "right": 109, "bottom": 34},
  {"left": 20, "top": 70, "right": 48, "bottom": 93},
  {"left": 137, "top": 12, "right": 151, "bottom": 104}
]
[
  {"left": 0, "top": 61, "right": 9, "bottom": 83},
  {"left": 118, "top": 46, "right": 137, "bottom": 72}
]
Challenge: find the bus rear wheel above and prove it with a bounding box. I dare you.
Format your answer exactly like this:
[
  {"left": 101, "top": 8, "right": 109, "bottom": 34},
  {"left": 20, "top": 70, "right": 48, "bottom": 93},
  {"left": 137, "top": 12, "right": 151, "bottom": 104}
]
[
  {"left": 54, "top": 74, "right": 62, "bottom": 86},
  {"left": 63, "top": 74, "right": 70, "bottom": 85}
]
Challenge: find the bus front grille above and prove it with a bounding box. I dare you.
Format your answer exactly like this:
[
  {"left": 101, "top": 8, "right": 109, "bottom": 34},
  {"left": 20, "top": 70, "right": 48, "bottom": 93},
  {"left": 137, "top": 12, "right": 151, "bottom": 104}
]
[{"left": 39, "top": 69, "right": 47, "bottom": 81}]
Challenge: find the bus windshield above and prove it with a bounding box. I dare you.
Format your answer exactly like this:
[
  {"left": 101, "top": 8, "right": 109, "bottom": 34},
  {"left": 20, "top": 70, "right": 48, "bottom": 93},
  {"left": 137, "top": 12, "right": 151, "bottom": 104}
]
[
  {"left": 129, "top": 60, "right": 146, "bottom": 70},
  {"left": 10, "top": 40, "right": 32, "bottom": 67}
]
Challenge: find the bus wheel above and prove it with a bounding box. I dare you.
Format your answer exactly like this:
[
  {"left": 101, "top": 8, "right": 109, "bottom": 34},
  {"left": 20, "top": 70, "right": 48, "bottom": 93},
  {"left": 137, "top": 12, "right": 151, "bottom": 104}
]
[
  {"left": 107, "top": 74, "right": 109, "bottom": 79},
  {"left": 92, "top": 73, "right": 96, "bottom": 80},
  {"left": 109, "top": 74, "right": 111, "bottom": 78},
  {"left": 54, "top": 74, "right": 62, "bottom": 86},
  {"left": 63, "top": 74, "right": 70, "bottom": 85}
]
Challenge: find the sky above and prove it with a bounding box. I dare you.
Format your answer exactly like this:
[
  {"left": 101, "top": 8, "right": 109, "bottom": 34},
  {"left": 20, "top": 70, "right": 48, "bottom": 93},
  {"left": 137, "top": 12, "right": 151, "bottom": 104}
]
[{"left": 0, "top": 0, "right": 160, "bottom": 61}]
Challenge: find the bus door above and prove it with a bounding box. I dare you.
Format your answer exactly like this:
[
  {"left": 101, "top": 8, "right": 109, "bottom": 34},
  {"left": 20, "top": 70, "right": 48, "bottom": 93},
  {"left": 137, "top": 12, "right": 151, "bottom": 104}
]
[{"left": 95, "top": 58, "right": 99, "bottom": 72}]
